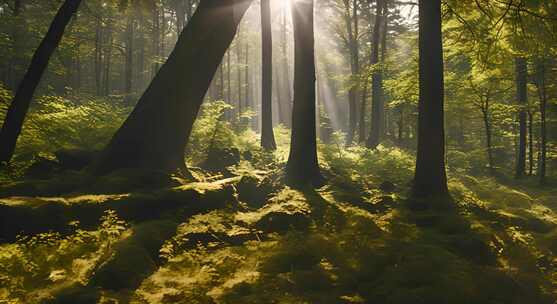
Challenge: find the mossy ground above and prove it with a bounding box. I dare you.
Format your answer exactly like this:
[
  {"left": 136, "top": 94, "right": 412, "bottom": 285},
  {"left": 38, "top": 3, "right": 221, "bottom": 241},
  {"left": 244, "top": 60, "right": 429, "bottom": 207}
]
[{"left": 1, "top": 137, "right": 556, "bottom": 303}]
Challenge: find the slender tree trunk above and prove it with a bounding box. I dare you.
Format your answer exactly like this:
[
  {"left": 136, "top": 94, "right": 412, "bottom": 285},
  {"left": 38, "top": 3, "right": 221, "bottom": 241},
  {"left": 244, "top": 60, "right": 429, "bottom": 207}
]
[
  {"left": 397, "top": 106, "right": 404, "bottom": 142},
  {"left": 412, "top": 0, "right": 448, "bottom": 198},
  {"left": 358, "top": 79, "right": 368, "bottom": 142},
  {"left": 260, "top": 0, "right": 276, "bottom": 150},
  {"left": 219, "top": 62, "right": 224, "bottom": 100},
  {"left": 236, "top": 27, "right": 243, "bottom": 119},
  {"left": 227, "top": 49, "right": 231, "bottom": 104},
  {"left": 152, "top": 3, "right": 161, "bottom": 77},
  {"left": 528, "top": 110, "right": 534, "bottom": 175},
  {"left": 103, "top": 22, "right": 113, "bottom": 96},
  {"left": 281, "top": 7, "right": 292, "bottom": 127},
  {"left": 0, "top": 0, "right": 83, "bottom": 163},
  {"left": 286, "top": 0, "right": 322, "bottom": 187},
  {"left": 344, "top": 0, "right": 359, "bottom": 145},
  {"left": 535, "top": 59, "right": 547, "bottom": 185},
  {"left": 245, "top": 41, "right": 249, "bottom": 112},
  {"left": 7, "top": 0, "right": 23, "bottom": 89},
  {"left": 367, "top": 0, "right": 385, "bottom": 148},
  {"left": 124, "top": 14, "right": 134, "bottom": 104},
  {"left": 515, "top": 57, "right": 528, "bottom": 178},
  {"left": 481, "top": 101, "right": 494, "bottom": 173},
  {"left": 94, "top": 17, "right": 103, "bottom": 96},
  {"left": 91, "top": 0, "right": 253, "bottom": 175},
  {"left": 137, "top": 13, "right": 146, "bottom": 90}
]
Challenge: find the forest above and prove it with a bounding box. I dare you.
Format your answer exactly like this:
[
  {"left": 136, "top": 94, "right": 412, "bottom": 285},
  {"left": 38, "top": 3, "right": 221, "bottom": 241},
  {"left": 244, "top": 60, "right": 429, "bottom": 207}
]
[{"left": 0, "top": 0, "right": 556, "bottom": 303}]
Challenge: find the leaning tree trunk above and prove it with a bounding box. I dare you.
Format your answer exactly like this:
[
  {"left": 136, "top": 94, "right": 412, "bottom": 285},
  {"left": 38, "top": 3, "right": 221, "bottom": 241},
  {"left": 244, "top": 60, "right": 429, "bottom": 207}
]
[
  {"left": 412, "top": 0, "right": 449, "bottom": 198},
  {"left": 285, "top": 0, "right": 322, "bottom": 187},
  {"left": 260, "top": 0, "right": 276, "bottom": 150},
  {"left": 91, "top": 0, "right": 253, "bottom": 175},
  {"left": 0, "top": 0, "right": 83, "bottom": 164},
  {"left": 515, "top": 56, "right": 528, "bottom": 178}
]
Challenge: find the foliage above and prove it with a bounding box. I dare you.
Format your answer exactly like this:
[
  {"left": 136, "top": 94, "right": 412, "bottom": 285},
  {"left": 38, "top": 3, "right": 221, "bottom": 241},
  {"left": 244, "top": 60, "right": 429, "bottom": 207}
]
[{"left": 0, "top": 210, "right": 127, "bottom": 303}]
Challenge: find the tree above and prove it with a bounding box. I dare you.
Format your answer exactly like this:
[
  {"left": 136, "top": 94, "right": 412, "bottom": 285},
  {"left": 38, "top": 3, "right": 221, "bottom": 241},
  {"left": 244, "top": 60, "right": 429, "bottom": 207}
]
[
  {"left": 285, "top": 0, "right": 323, "bottom": 187},
  {"left": 412, "top": 0, "right": 449, "bottom": 198},
  {"left": 534, "top": 58, "right": 548, "bottom": 185},
  {"left": 343, "top": 0, "right": 360, "bottom": 145},
  {"left": 366, "top": 0, "right": 385, "bottom": 149},
  {"left": 515, "top": 56, "right": 528, "bottom": 178},
  {"left": 0, "top": 0, "right": 83, "bottom": 164},
  {"left": 91, "top": 0, "right": 253, "bottom": 175},
  {"left": 260, "top": 0, "right": 276, "bottom": 150}
]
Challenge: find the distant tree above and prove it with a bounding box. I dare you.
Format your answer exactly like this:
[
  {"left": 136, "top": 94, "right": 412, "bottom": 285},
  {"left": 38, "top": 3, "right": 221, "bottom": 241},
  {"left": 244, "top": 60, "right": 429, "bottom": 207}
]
[
  {"left": 515, "top": 56, "right": 528, "bottom": 178},
  {"left": 285, "top": 0, "right": 323, "bottom": 187},
  {"left": 91, "top": 0, "right": 253, "bottom": 175},
  {"left": 412, "top": 0, "right": 449, "bottom": 198},
  {"left": 0, "top": 0, "right": 83, "bottom": 163},
  {"left": 534, "top": 58, "right": 548, "bottom": 185},
  {"left": 260, "top": 0, "right": 276, "bottom": 150},
  {"left": 342, "top": 0, "right": 360, "bottom": 145}
]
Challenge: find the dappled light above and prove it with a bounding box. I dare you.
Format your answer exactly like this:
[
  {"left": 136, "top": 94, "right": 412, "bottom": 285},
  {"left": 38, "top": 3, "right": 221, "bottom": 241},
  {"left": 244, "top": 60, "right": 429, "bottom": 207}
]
[{"left": 0, "top": 0, "right": 556, "bottom": 303}]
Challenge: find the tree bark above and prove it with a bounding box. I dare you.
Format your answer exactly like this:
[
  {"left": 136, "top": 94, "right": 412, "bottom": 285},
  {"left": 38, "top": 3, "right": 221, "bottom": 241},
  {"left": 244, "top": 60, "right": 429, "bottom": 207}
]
[
  {"left": 260, "top": 0, "right": 276, "bottom": 150},
  {"left": 515, "top": 56, "right": 528, "bottom": 178},
  {"left": 0, "top": 0, "right": 82, "bottom": 163},
  {"left": 412, "top": 0, "right": 449, "bottom": 198},
  {"left": 91, "top": 0, "right": 253, "bottom": 175},
  {"left": 366, "top": 0, "right": 385, "bottom": 149},
  {"left": 285, "top": 0, "right": 322, "bottom": 187}
]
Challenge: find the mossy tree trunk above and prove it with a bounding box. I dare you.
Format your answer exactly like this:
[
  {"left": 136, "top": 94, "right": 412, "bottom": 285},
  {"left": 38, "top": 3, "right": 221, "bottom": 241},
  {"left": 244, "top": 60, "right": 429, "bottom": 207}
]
[
  {"left": 285, "top": 0, "right": 323, "bottom": 187},
  {"left": 412, "top": 0, "right": 449, "bottom": 198},
  {"left": 0, "top": 0, "right": 83, "bottom": 164},
  {"left": 92, "top": 0, "right": 253, "bottom": 176}
]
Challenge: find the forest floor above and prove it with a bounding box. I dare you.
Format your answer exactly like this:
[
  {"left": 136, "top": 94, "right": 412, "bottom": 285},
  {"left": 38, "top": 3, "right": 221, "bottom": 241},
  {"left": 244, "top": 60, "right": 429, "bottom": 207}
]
[{"left": 1, "top": 140, "right": 557, "bottom": 304}]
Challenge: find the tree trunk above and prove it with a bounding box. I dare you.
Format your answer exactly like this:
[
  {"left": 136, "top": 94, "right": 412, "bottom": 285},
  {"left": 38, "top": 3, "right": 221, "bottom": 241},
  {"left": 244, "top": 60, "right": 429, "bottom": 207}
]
[
  {"left": 124, "top": 14, "right": 134, "bottom": 104},
  {"left": 358, "top": 79, "right": 368, "bottom": 142},
  {"left": 227, "top": 50, "right": 231, "bottom": 105},
  {"left": 94, "top": 17, "right": 103, "bottom": 96},
  {"left": 245, "top": 41, "right": 250, "bottom": 112},
  {"left": 481, "top": 101, "right": 494, "bottom": 173},
  {"left": 344, "top": 0, "right": 359, "bottom": 145},
  {"left": 285, "top": 0, "right": 322, "bottom": 187},
  {"left": 103, "top": 22, "right": 113, "bottom": 96},
  {"left": 366, "top": 0, "right": 385, "bottom": 149},
  {"left": 412, "top": 0, "right": 448, "bottom": 198},
  {"left": 535, "top": 59, "right": 547, "bottom": 185},
  {"left": 91, "top": 0, "right": 253, "bottom": 175},
  {"left": 236, "top": 26, "right": 243, "bottom": 119},
  {"left": 260, "top": 0, "right": 276, "bottom": 150},
  {"left": 515, "top": 56, "right": 528, "bottom": 178},
  {"left": 0, "top": 0, "right": 82, "bottom": 163},
  {"left": 280, "top": 7, "right": 292, "bottom": 127},
  {"left": 152, "top": 3, "right": 161, "bottom": 77},
  {"left": 528, "top": 110, "right": 534, "bottom": 175}
]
